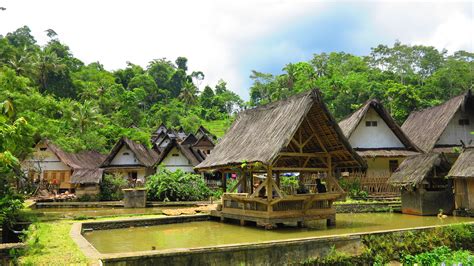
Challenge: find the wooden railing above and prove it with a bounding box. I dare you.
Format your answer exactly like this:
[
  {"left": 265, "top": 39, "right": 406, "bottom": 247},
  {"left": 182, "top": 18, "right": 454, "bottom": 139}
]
[
  {"left": 344, "top": 171, "right": 400, "bottom": 197},
  {"left": 221, "top": 192, "right": 337, "bottom": 220}
]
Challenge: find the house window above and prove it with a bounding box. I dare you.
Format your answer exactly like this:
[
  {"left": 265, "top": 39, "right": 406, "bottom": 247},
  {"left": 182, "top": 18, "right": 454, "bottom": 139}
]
[
  {"left": 389, "top": 160, "right": 399, "bottom": 173},
  {"left": 459, "top": 119, "right": 470, "bottom": 126},
  {"left": 123, "top": 152, "right": 130, "bottom": 155},
  {"left": 40, "top": 147, "right": 47, "bottom": 151},
  {"left": 207, "top": 150, "right": 211, "bottom": 154},
  {"left": 365, "top": 121, "right": 378, "bottom": 127},
  {"left": 172, "top": 154, "right": 179, "bottom": 157}
]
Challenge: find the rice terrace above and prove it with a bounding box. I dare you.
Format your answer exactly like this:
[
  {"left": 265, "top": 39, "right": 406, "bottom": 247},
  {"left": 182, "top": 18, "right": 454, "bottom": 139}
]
[{"left": 0, "top": 1, "right": 473, "bottom": 265}]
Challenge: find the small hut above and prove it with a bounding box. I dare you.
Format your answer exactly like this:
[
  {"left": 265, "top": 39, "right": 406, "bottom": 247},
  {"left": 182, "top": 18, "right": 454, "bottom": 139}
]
[
  {"left": 448, "top": 146, "right": 474, "bottom": 213},
  {"left": 196, "top": 89, "right": 365, "bottom": 228},
  {"left": 388, "top": 153, "right": 454, "bottom": 215}
]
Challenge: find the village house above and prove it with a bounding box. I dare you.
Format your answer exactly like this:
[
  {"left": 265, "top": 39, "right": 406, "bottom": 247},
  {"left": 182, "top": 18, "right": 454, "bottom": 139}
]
[
  {"left": 339, "top": 99, "right": 421, "bottom": 177},
  {"left": 402, "top": 90, "right": 474, "bottom": 161},
  {"left": 101, "top": 137, "right": 159, "bottom": 185},
  {"left": 22, "top": 139, "right": 105, "bottom": 196},
  {"left": 196, "top": 89, "right": 365, "bottom": 228},
  {"left": 448, "top": 146, "right": 474, "bottom": 214},
  {"left": 388, "top": 153, "right": 454, "bottom": 216}
]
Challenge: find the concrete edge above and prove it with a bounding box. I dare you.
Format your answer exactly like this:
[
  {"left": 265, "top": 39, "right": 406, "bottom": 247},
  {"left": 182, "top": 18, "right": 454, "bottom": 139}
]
[{"left": 69, "top": 222, "right": 102, "bottom": 260}]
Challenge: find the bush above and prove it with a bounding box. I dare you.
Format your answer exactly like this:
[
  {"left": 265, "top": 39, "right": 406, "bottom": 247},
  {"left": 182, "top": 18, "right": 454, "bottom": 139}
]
[
  {"left": 339, "top": 178, "right": 368, "bottom": 200},
  {"left": 76, "top": 194, "right": 99, "bottom": 202},
  {"left": 99, "top": 173, "right": 128, "bottom": 201},
  {"left": 402, "top": 246, "right": 473, "bottom": 265},
  {"left": 146, "top": 168, "right": 212, "bottom": 201}
]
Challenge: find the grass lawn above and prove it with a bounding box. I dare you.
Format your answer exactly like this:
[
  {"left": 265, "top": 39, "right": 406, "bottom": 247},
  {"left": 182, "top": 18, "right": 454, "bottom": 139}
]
[
  {"left": 202, "top": 119, "right": 231, "bottom": 138},
  {"left": 18, "top": 213, "right": 168, "bottom": 265}
]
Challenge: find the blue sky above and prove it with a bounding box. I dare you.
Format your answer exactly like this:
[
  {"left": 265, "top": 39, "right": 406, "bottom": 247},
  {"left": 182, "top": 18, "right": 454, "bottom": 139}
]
[{"left": 0, "top": 1, "right": 472, "bottom": 99}]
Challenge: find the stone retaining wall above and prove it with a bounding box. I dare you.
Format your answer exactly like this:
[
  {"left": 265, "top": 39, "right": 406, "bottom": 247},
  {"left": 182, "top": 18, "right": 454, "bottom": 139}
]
[
  {"left": 82, "top": 214, "right": 210, "bottom": 231},
  {"left": 335, "top": 202, "right": 401, "bottom": 213}
]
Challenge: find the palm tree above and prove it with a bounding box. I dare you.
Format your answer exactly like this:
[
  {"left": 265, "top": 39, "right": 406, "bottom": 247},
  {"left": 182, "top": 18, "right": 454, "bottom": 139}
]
[
  {"left": 179, "top": 81, "right": 198, "bottom": 105},
  {"left": 71, "top": 100, "right": 100, "bottom": 133},
  {"left": 34, "top": 50, "right": 66, "bottom": 93}
]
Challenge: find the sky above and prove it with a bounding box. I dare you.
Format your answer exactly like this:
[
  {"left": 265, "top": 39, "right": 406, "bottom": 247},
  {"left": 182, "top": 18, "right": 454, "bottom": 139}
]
[{"left": 0, "top": 0, "right": 472, "bottom": 99}]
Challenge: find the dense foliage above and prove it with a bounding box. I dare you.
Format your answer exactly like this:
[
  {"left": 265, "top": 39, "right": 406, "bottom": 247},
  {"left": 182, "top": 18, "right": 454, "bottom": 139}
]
[
  {"left": 0, "top": 26, "right": 243, "bottom": 153},
  {"left": 249, "top": 42, "right": 473, "bottom": 123},
  {"left": 402, "top": 246, "right": 473, "bottom": 265},
  {"left": 146, "top": 168, "right": 212, "bottom": 201},
  {"left": 0, "top": 99, "right": 34, "bottom": 225},
  {"left": 99, "top": 173, "right": 128, "bottom": 201}
]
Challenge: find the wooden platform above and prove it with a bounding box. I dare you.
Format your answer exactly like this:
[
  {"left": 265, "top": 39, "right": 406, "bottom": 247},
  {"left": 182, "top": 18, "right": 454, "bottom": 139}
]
[{"left": 212, "top": 193, "right": 338, "bottom": 228}]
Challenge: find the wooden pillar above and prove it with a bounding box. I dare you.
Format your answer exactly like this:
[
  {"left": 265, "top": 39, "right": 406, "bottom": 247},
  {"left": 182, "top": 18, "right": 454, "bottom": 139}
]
[
  {"left": 275, "top": 171, "right": 281, "bottom": 188},
  {"left": 221, "top": 172, "right": 227, "bottom": 192},
  {"left": 267, "top": 166, "right": 273, "bottom": 201}
]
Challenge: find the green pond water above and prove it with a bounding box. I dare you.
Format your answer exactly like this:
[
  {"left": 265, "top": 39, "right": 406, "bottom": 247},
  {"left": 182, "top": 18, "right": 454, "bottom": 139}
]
[
  {"left": 31, "top": 207, "right": 171, "bottom": 218},
  {"left": 83, "top": 213, "right": 474, "bottom": 254}
]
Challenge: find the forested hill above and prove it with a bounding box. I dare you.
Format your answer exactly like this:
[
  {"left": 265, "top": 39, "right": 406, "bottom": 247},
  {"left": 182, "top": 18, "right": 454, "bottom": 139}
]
[
  {"left": 1, "top": 26, "right": 473, "bottom": 154},
  {"left": 0, "top": 26, "right": 242, "bottom": 153},
  {"left": 249, "top": 42, "right": 473, "bottom": 123}
]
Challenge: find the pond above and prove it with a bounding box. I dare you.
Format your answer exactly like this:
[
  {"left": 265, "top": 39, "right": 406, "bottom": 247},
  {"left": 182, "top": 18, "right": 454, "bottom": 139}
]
[{"left": 83, "top": 213, "right": 474, "bottom": 253}]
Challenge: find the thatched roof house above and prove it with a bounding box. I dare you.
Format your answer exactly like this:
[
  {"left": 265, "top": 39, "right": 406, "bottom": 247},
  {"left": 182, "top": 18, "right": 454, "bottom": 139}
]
[
  {"left": 339, "top": 99, "right": 420, "bottom": 158},
  {"left": 448, "top": 146, "right": 474, "bottom": 178},
  {"left": 388, "top": 153, "right": 451, "bottom": 187},
  {"left": 402, "top": 90, "right": 474, "bottom": 153},
  {"left": 101, "top": 137, "right": 159, "bottom": 183},
  {"left": 196, "top": 89, "right": 365, "bottom": 171},
  {"left": 155, "top": 138, "right": 208, "bottom": 172},
  {"left": 22, "top": 139, "right": 106, "bottom": 191},
  {"left": 101, "top": 138, "right": 159, "bottom": 168}
]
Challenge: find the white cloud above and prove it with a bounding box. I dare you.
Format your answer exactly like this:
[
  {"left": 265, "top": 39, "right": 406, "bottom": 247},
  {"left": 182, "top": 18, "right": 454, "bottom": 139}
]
[
  {"left": 0, "top": 0, "right": 324, "bottom": 98},
  {"left": 371, "top": 2, "right": 473, "bottom": 53}
]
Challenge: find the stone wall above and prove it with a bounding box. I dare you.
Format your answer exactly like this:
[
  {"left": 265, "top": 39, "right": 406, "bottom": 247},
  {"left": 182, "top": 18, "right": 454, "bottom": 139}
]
[{"left": 335, "top": 202, "right": 401, "bottom": 213}]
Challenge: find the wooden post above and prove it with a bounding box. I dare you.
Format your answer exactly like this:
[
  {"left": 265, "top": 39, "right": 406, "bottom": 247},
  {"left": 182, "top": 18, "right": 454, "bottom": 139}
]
[
  {"left": 275, "top": 171, "right": 280, "bottom": 188},
  {"left": 267, "top": 166, "right": 273, "bottom": 201},
  {"left": 221, "top": 172, "right": 227, "bottom": 192}
]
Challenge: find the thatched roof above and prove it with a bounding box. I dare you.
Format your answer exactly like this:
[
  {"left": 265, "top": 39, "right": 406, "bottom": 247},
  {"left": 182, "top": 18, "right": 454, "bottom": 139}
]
[
  {"left": 196, "top": 89, "right": 365, "bottom": 170},
  {"left": 70, "top": 169, "right": 104, "bottom": 184},
  {"left": 196, "top": 125, "right": 216, "bottom": 140},
  {"left": 155, "top": 139, "right": 206, "bottom": 167},
  {"left": 448, "top": 146, "right": 474, "bottom": 178},
  {"left": 355, "top": 149, "right": 420, "bottom": 158},
  {"left": 402, "top": 90, "right": 474, "bottom": 153},
  {"left": 388, "top": 153, "right": 451, "bottom": 186},
  {"left": 338, "top": 99, "right": 420, "bottom": 155},
  {"left": 43, "top": 140, "right": 106, "bottom": 170},
  {"left": 193, "top": 134, "right": 215, "bottom": 149},
  {"left": 101, "top": 137, "right": 159, "bottom": 168}
]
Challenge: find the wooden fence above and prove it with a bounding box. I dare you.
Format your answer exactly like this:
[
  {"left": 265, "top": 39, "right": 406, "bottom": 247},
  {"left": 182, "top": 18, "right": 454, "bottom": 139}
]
[{"left": 344, "top": 171, "right": 400, "bottom": 198}]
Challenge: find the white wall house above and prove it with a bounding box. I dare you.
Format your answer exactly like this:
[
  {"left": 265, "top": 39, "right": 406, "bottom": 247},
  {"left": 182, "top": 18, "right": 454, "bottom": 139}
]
[
  {"left": 349, "top": 108, "right": 405, "bottom": 149},
  {"left": 339, "top": 100, "right": 421, "bottom": 177},
  {"left": 160, "top": 147, "right": 195, "bottom": 172},
  {"left": 101, "top": 138, "right": 159, "bottom": 183},
  {"left": 437, "top": 110, "right": 474, "bottom": 146}
]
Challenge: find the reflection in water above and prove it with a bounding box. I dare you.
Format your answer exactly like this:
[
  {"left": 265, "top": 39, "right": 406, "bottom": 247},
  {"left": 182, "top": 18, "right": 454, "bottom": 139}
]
[{"left": 83, "top": 213, "right": 474, "bottom": 253}]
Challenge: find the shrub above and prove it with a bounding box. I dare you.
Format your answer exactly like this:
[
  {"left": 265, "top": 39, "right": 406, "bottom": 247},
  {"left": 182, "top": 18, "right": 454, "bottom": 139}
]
[
  {"left": 280, "top": 175, "right": 299, "bottom": 194},
  {"left": 339, "top": 178, "right": 368, "bottom": 200},
  {"left": 402, "top": 246, "right": 473, "bottom": 265},
  {"left": 99, "top": 173, "right": 128, "bottom": 201},
  {"left": 146, "top": 168, "right": 211, "bottom": 201},
  {"left": 226, "top": 178, "right": 239, "bottom": 192}
]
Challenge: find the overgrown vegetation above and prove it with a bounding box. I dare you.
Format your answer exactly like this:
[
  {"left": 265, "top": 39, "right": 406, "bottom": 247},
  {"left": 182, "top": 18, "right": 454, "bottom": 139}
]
[
  {"left": 401, "top": 246, "right": 473, "bottom": 265},
  {"left": 303, "top": 224, "right": 474, "bottom": 265},
  {"left": 146, "top": 168, "right": 212, "bottom": 201},
  {"left": 99, "top": 173, "right": 128, "bottom": 201},
  {"left": 339, "top": 178, "right": 368, "bottom": 200}
]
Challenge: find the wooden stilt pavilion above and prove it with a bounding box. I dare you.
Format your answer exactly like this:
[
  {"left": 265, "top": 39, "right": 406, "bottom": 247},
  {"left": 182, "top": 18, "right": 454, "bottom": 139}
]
[{"left": 196, "top": 89, "right": 366, "bottom": 228}]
